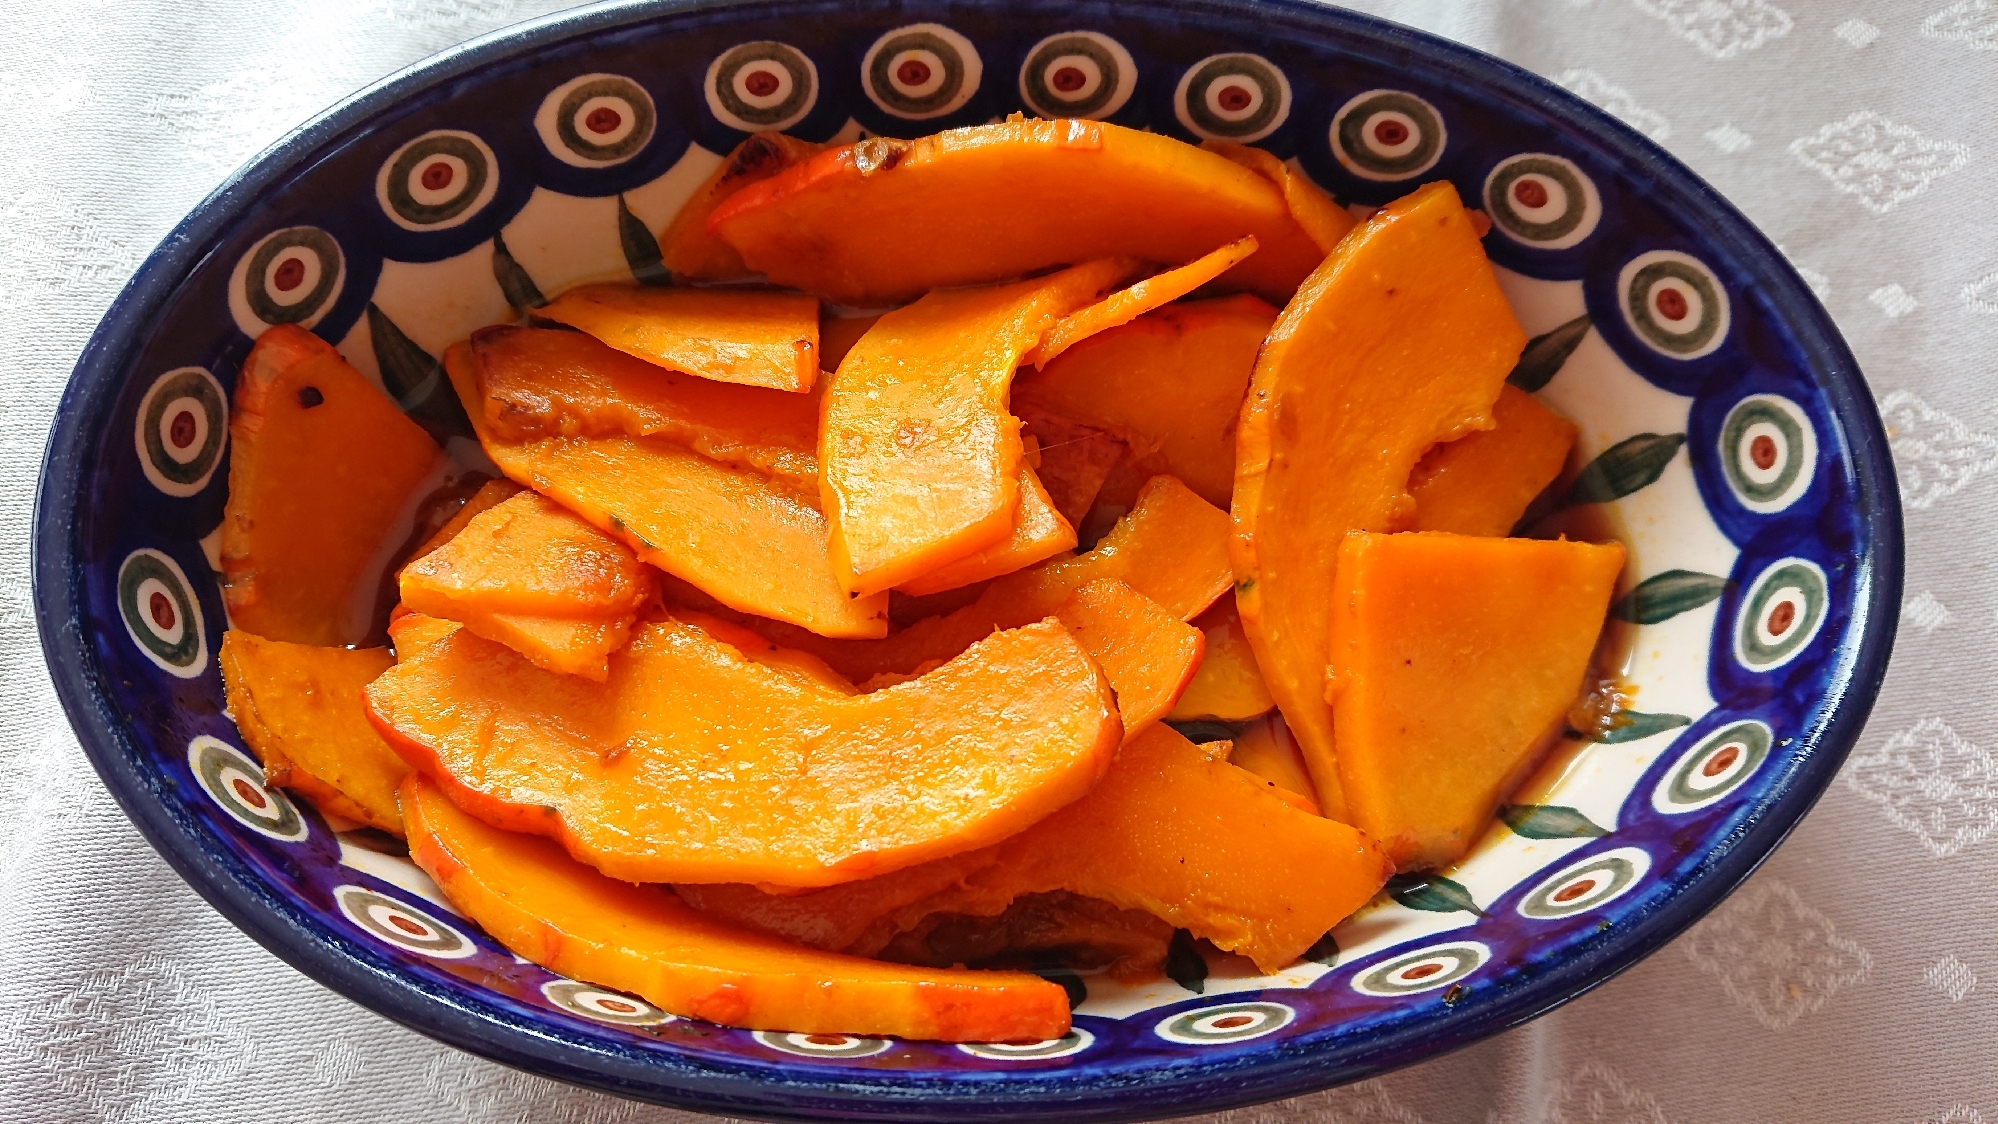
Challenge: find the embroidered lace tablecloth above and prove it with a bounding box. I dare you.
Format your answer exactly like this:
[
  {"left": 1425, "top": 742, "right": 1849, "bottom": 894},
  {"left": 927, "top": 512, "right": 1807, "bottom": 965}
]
[{"left": 3, "top": 2, "right": 1992, "bottom": 1121}]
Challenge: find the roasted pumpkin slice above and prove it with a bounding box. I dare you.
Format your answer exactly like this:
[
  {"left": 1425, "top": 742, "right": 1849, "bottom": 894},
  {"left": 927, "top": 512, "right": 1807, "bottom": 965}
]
[
  {"left": 1202, "top": 141, "right": 1356, "bottom": 254},
  {"left": 1016, "top": 294, "right": 1276, "bottom": 509},
  {"left": 468, "top": 326, "right": 818, "bottom": 491},
  {"left": 1233, "top": 181, "right": 1527, "bottom": 824},
  {"left": 679, "top": 724, "right": 1390, "bottom": 973},
  {"left": 659, "top": 131, "right": 822, "bottom": 283},
  {"left": 1169, "top": 597, "right": 1275, "bottom": 722},
  {"left": 1225, "top": 712, "right": 1319, "bottom": 811},
  {"left": 898, "top": 467, "right": 1075, "bottom": 596},
  {"left": 448, "top": 343, "right": 887, "bottom": 639},
  {"left": 1328, "top": 532, "right": 1624, "bottom": 870},
  {"left": 219, "top": 632, "right": 408, "bottom": 835},
  {"left": 744, "top": 476, "right": 1232, "bottom": 682},
  {"left": 1409, "top": 384, "right": 1578, "bottom": 536},
  {"left": 536, "top": 284, "right": 819, "bottom": 393},
  {"left": 1030, "top": 236, "right": 1260, "bottom": 368},
  {"left": 821, "top": 259, "right": 1133, "bottom": 597},
  {"left": 1014, "top": 405, "right": 1126, "bottom": 529},
  {"left": 1054, "top": 579, "right": 1203, "bottom": 742},
  {"left": 366, "top": 614, "right": 1121, "bottom": 887},
  {"left": 221, "top": 325, "right": 446, "bottom": 646},
  {"left": 407, "top": 478, "right": 523, "bottom": 562},
  {"left": 402, "top": 775, "right": 1070, "bottom": 1041},
  {"left": 708, "top": 118, "right": 1327, "bottom": 306}
]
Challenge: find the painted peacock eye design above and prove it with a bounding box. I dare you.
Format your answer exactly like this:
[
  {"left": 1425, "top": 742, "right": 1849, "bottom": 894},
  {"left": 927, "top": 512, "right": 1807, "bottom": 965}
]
[
  {"left": 229, "top": 226, "right": 345, "bottom": 338},
  {"left": 375, "top": 130, "right": 500, "bottom": 231},
  {"left": 705, "top": 44, "right": 818, "bottom": 133},
  {"left": 1484, "top": 153, "right": 1601, "bottom": 248},
  {"left": 1619, "top": 250, "right": 1731, "bottom": 359},
  {"left": 1331, "top": 89, "right": 1445, "bottom": 181},
  {"left": 1719, "top": 394, "right": 1818, "bottom": 513},
  {"left": 1018, "top": 32, "right": 1136, "bottom": 121},
  {"left": 862, "top": 24, "right": 982, "bottom": 120},
  {"left": 537, "top": 74, "right": 657, "bottom": 166},
  {"left": 134, "top": 366, "right": 227, "bottom": 497},
  {"left": 1174, "top": 53, "right": 1290, "bottom": 142}
]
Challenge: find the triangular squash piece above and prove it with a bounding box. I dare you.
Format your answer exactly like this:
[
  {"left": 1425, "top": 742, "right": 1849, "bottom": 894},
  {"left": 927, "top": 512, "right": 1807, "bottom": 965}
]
[
  {"left": 1409, "top": 384, "right": 1578, "bottom": 536},
  {"left": 537, "top": 284, "right": 819, "bottom": 392}
]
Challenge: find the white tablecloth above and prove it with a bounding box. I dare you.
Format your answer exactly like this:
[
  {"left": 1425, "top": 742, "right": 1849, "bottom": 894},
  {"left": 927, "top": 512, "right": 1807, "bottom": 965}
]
[{"left": 3, "top": 2, "right": 1991, "bottom": 1121}]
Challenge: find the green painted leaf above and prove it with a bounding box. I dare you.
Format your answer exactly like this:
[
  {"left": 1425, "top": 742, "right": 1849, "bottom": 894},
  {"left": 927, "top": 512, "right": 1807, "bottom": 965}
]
[
  {"left": 1385, "top": 873, "right": 1485, "bottom": 916},
  {"left": 1165, "top": 929, "right": 1208, "bottom": 993},
  {"left": 1499, "top": 804, "right": 1610, "bottom": 839},
  {"left": 1595, "top": 710, "right": 1692, "bottom": 744},
  {"left": 1506, "top": 313, "right": 1592, "bottom": 392},
  {"left": 365, "top": 303, "right": 473, "bottom": 446},
  {"left": 1611, "top": 569, "right": 1731, "bottom": 624},
  {"left": 618, "top": 194, "right": 670, "bottom": 286},
  {"left": 1566, "top": 433, "right": 1686, "bottom": 505},
  {"left": 1167, "top": 719, "right": 1235, "bottom": 746},
  {"left": 491, "top": 231, "right": 545, "bottom": 312},
  {"left": 1303, "top": 931, "right": 1339, "bottom": 966}
]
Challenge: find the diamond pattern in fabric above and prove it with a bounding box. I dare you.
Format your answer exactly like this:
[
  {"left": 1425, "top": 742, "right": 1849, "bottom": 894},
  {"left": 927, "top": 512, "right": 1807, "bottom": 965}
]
[
  {"left": 1789, "top": 111, "right": 1971, "bottom": 214},
  {"left": 1680, "top": 877, "right": 1871, "bottom": 1029},
  {"left": 1845, "top": 717, "right": 1998, "bottom": 858}
]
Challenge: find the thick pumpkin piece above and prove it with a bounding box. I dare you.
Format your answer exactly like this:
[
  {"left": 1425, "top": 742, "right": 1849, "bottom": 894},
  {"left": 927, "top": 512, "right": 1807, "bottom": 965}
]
[
  {"left": 821, "top": 259, "right": 1132, "bottom": 597},
  {"left": 708, "top": 118, "right": 1326, "bottom": 306},
  {"left": 681, "top": 725, "right": 1390, "bottom": 973},
  {"left": 448, "top": 344, "right": 886, "bottom": 639},
  {"left": 537, "top": 284, "right": 819, "bottom": 393},
  {"left": 1329, "top": 532, "right": 1625, "bottom": 871},
  {"left": 1409, "top": 384, "right": 1578, "bottom": 536},
  {"left": 1202, "top": 141, "right": 1356, "bottom": 255},
  {"left": 367, "top": 615, "right": 1120, "bottom": 887},
  {"left": 222, "top": 325, "right": 445, "bottom": 646},
  {"left": 1169, "top": 597, "right": 1275, "bottom": 722},
  {"left": 1055, "top": 579, "right": 1204, "bottom": 742},
  {"left": 1031, "top": 237, "right": 1260, "bottom": 368},
  {"left": 898, "top": 467, "right": 1075, "bottom": 596},
  {"left": 659, "top": 131, "right": 822, "bottom": 283},
  {"left": 1233, "top": 181, "right": 1527, "bottom": 827},
  {"left": 402, "top": 776, "right": 1069, "bottom": 1041},
  {"left": 1017, "top": 295, "right": 1276, "bottom": 509},
  {"left": 219, "top": 632, "right": 407, "bottom": 834},
  {"left": 469, "top": 326, "right": 819, "bottom": 492}
]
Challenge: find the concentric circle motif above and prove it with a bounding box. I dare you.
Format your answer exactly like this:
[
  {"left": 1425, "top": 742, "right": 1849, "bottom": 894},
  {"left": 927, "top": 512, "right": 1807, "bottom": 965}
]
[
  {"left": 333, "top": 885, "right": 476, "bottom": 959},
  {"left": 1653, "top": 719, "right": 1773, "bottom": 813},
  {"left": 1733, "top": 557, "right": 1829, "bottom": 672},
  {"left": 1155, "top": 1001, "right": 1295, "bottom": 1045},
  {"left": 1618, "top": 250, "right": 1730, "bottom": 359},
  {"left": 1352, "top": 941, "right": 1490, "bottom": 997},
  {"left": 957, "top": 1028, "right": 1095, "bottom": 1060},
  {"left": 704, "top": 44, "right": 817, "bottom": 134},
  {"left": 1719, "top": 395, "right": 1818, "bottom": 513},
  {"left": 375, "top": 130, "right": 499, "bottom": 232},
  {"left": 133, "top": 366, "right": 227, "bottom": 497},
  {"left": 540, "top": 979, "right": 673, "bottom": 1027},
  {"left": 1174, "top": 53, "right": 1291, "bottom": 143},
  {"left": 1518, "top": 847, "right": 1652, "bottom": 920},
  {"left": 536, "top": 73, "right": 657, "bottom": 167},
  {"left": 1331, "top": 89, "right": 1445, "bottom": 181},
  {"left": 117, "top": 548, "right": 206, "bottom": 678},
  {"left": 226, "top": 226, "right": 345, "bottom": 337},
  {"left": 187, "top": 736, "right": 307, "bottom": 842},
  {"left": 1018, "top": 32, "right": 1136, "bottom": 121},
  {"left": 751, "top": 1030, "right": 893, "bottom": 1059},
  {"left": 861, "top": 24, "right": 981, "bottom": 120},
  {"left": 1483, "top": 153, "right": 1600, "bottom": 248}
]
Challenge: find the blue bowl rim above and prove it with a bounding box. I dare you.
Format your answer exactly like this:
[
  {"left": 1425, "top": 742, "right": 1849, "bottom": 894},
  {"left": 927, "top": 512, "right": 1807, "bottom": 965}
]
[{"left": 32, "top": 0, "right": 1903, "bottom": 1119}]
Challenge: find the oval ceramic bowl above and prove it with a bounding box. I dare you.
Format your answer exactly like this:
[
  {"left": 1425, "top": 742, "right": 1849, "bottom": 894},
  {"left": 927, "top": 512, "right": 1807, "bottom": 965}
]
[{"left": 34, "top": 0, "right": 1900, "bottom": 1120}]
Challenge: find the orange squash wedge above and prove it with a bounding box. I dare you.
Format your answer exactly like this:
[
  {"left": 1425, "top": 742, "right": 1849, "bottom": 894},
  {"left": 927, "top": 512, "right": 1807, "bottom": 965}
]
[
  {"left": 468, "top": 326, "right": 819, "bottom": 492},
  {"left": 1029, "top": 236, "right": 1259, "bottom": 368},
  {"left": 402, "top": 775, "right": 1070, "bottom": 1041},
  {"left": 708, "top": 118, "right": 1326, "bottom": 306},
  {"left": 536, "top": 283, "right": 819, "bottom": 393},
  {"left": 1202, "top": 141, "right": 1356, "bottom": 255},
  {"left": 366, "top": 613, "right": 1120, "bottom": 887},
  {"left": 219, "top": 632, "right": 407, "bottom": 834},
  {"left": 898, "top": 467, "right": 1075, "bottom": 596},
  {"left": 448, "top": 343, "right": 887, "bottom": 639},
  {"left": 678, "top": 724, "right": 1390, "bottom": 973},
  {"left": 1328, "top": 531, "right": 1624, "bottom": 870},
  {"left": 1168, "top": 597, "right": 1275, "bottom": 722},
  {"left": 1016, "top": 294, "right": 1276, "bottom": 509},
  {"left": 1054, "top": 579, "right": 1203, "bottom": 742},
  {"left": 221, "top": 324, "right": 445, "bottom": 646},
  {"left": 1409, "top": 384, "right": 1578, "bottom": 536},
  {"left": 821, "top": 259, "right": 1133, "bottom": 597},
  {"left": 1232, "top": 181, "right": 1526, "bottom": 824},
  {"left": 407, "top": 478, "right": 523, "bottom": 562},
  {"left": 659, "top": 131, "right": 822, "bottom": 283},
  {"left": 1224, "top": 712, "right": 1319, "bottom": 812},
  {"left": 1014, "top": 405, "right": 1126, "bottom": 529}
]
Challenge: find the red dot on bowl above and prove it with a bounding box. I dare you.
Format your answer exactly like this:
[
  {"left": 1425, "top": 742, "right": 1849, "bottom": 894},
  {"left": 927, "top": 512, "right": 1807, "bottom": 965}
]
[
  {"left": 230, "top": 777, "right": 268, "bottom": 810},
  {"left": 1553, "top": 878, "right": 1597, "bottom": 903},
  {"left": 1654, "top": 287, "right": 1689, "bottom": 321},
  {"left": 600, "top": 998, "right": 637, "bottom": 1013},
  {"left": 1703, "top": 745, "right": 1742, "bottom": 777},
  {"left": 272, "top": 256, "right": 306, "bottom": 293},
  {"left": 1051, "top": 66, "right": 1087, "bottom": 93},
  {"left": 420, "top": 161, "right": 454, "bottom": 191},
  {"left": 168, "top": 408, "right": 198, "bottom": 450},
  {"left": 806, "top": 1034, "right": 848, "bottom": 1046},
  {"left": 1512, "top": 179, "right": 1548, "bottom": 208},
  {"left": 389, "top": 914, "right": 428, "bottom": 936},
  {"left": 1750, "top": 433, "right": 1778, "bottom": 470},
  {"left": 1766, "top": 600, "right": 1797, "bottom": 636},
  {"left": 896, "top": 59, "right": 932, "bottom": 88},
  {"left": 148, "top": 591, "right": 175, "bottom": 631},
  {"left": 743, "top": 69, "right": 781, "bottom": 98},
  {"left": 1402, "top": 962, "right": 1444, "bottom": 980},
  {"left": 1211, "top": 1015, "right": 1254, "bottom": 1029},
  {"left": 1216, "top": 83, "right": 1254, "bottom": 112},
  {"left": 1373, "top": 118, "right": 1408, "bottom": 146},
  {"left": 585, "top": 105, "right": 623, "bottom": 134}
]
